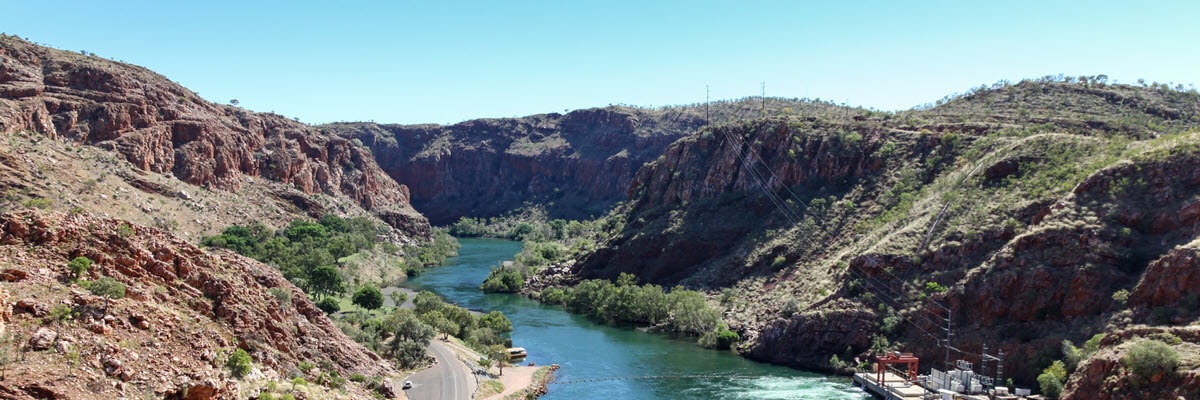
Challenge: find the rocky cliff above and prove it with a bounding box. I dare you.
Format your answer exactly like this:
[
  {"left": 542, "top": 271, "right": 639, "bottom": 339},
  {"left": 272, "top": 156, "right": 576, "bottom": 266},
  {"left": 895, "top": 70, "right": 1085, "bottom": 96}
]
[
  {"left": 324, "top": 98, "right": 823, "bottom": 226},
  {"left": 0, "top": 35, "right": 428, "bottom": 239},
  {"left": 0, "top": 210, "right": 396, "bottom": 399},
  {"left": 323, "top": 108, "right": 699, "bottom": 225},
  {"left": 547, "top": 79, "right": 1200, "bottom": 388}
]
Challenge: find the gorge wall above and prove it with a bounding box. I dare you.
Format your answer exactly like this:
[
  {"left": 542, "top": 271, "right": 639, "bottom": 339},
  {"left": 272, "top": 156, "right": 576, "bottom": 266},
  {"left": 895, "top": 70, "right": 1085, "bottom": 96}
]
[
  {"left": 324, "top": 108, "right": 704, "bottom": 225},
  {"left": 0, "top": 35, "right": 429, "bottom": 239},
  {"left": 324, "top": 97, "right": 822, "bottom": 226},
  {"left": 553, "top": 80, "right": 1200, "bottom": 389}
]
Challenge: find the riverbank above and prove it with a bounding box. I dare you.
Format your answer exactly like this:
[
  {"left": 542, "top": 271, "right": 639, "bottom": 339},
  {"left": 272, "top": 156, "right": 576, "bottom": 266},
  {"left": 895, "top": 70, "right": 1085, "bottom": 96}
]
[
  {"left": 404, "top": 238, "right": 862, "bottom": 399},
  {"left": 438, "top": 336, "right": 550, "bottom": 399}
]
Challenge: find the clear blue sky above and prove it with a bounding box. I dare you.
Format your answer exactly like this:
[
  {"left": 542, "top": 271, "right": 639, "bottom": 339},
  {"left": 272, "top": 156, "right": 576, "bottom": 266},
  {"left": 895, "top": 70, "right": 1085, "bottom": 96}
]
[{"left": 4, "top": 1, "right": 1198, "bottom": 125}]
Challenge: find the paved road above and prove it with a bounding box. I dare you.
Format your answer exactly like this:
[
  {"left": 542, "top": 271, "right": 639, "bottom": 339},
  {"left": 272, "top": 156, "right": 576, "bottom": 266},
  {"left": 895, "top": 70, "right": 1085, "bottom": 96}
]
[{"left": 405, "top": 341, "right": 474, "bottom": 400}]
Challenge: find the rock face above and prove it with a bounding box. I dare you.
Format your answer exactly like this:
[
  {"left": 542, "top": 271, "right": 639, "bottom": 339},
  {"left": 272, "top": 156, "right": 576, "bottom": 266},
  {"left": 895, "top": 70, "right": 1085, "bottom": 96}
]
[
  {"left": 0, "top": 210, "right": 394, "bottom": 399},
  {"left": 325, "top": 107, "right": 706, "bottom": 225},
  {"left": 1062, "top": 326, "right": 1200, "bottom": 400},
  {"left": 550, "top": 80, "right": 1200, "bottom": 388},
  {"left": 0, "top": 35, "right": 428, "bottom": 238}
]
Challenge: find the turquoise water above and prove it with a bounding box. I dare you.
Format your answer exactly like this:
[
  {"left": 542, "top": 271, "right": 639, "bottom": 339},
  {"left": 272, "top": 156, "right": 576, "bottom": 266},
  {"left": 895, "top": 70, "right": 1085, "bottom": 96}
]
[{"left": 403, "top": 238, "right": 869, "bottom": 400}]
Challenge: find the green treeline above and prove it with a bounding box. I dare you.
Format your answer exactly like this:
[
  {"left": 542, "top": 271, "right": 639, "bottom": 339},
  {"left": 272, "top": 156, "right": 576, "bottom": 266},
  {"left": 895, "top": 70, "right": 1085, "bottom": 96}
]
[
  {"left": 448, "top": 206, "right": 600, "bottom": 243},
  {"left": 477, "top": 214, "right": 603, "bottom": 293},
  {"left": 202, "top": 215, "right": 458, "bottom": 295},
  {"left": 537, "top": 273, "right": 738, "bottom": 349},
  {"left": 335, "top": 290, "right": 513, "bottom": 369},
  {"left": 480, "top": 241, "right": 571, "bottom": 293}
]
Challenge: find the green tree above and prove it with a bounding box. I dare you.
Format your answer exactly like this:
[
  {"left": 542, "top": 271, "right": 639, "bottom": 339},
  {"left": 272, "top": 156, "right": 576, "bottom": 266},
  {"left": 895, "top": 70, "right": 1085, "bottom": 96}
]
[
  {"left": 316, "top": 297, "right": 340, "bottom": 314},
  {"left": 89, "top": 277, "right": 126, "bottom": 299},
  {"left": 487, "top": 345, "right": 510, "bottom": 376},
  {"left": 285, "top": 221, "right": 329, "bottom": 244},
  {"left": 389, "top": 339, "right": 428, "bottom": 369},
  {"left": 1038, "top": 360, "right": 1068, "bottom": 398},
  {"left": 352, "top": 286, "right": 384, "bottom": 313},
  {"left": 1037, "top": 372, "right": 1064, "bottom": 398},
  {"left": 480, "top": 267, "right": 523, "bottom": 293},
  {"left": 68, "top": 256, "right": 92, "bottom": 280},
  {"left": 423, "top": 311, "right": 459, "bottom": 340},
  {"left": 479, "top": 311, "right": 513, "bottom": 333},
  {"left": 384, "top": 308, "right": 436, "bottom": 369},
  {"left": 384, "top": 309, "right": 436, "bottom": 344},
  {"left": 308, "top": 265, "right": 344, "bottom": 299},
  {"left": 413, "top": 290, "right": 446, "bottom": 315}
]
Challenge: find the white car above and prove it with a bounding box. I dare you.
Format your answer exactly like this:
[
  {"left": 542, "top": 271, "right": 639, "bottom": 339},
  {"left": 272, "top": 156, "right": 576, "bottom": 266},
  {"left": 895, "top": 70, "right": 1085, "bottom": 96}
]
[{"left": 402, "top": 381, "right": 413, "bottom": 390}]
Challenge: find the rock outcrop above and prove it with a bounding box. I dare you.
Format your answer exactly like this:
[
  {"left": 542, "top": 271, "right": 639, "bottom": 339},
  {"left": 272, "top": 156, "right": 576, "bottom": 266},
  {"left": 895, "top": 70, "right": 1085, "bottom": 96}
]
[
  {"left": 326, "top": 107, "right": 706, "bottom": 225},
  {"left": 0, "top": 210, "right": 394, "bottom": 399},
  {"left": 0, "top": 35, "right": 428, "bottom": 238},
  {"left": 548, "top": 80, "right": 1200, "bottom": 388}
]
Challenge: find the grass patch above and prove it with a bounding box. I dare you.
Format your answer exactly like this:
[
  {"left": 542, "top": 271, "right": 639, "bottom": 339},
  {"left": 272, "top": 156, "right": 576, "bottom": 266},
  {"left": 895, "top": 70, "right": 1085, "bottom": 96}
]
[{"left": 477, "top": 380, "right": 504, "bottom": 398}]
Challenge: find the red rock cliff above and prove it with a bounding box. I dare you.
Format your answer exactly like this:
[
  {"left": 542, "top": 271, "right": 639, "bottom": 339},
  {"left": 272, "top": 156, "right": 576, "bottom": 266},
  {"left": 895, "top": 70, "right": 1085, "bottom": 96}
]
[
  {"left": 0, "top": 35, "right": 428, "bottom": 238},
  {"left": 325, "top": 107, "right": 704, "bottom": 225}
]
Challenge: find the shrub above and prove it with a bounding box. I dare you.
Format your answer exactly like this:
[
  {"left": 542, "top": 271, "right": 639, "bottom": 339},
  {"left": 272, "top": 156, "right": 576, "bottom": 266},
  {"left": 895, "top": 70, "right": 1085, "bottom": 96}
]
[
  {"left": 1037, "top": 372, "right": 1064, "bottom": 398},
  {"left": 88, "top": 277, "right": 126, "bottom": 299},
  {"left": 715, "top": 329, "right": 740, "bottom": 349},
  {"left": 1111, "top": 289, "right": 1130, "bottom": 305},
  {"left": 68, "top": 256, "right": 92, "bottom": 280},
  {"left": 352, "top": 286, "right": 384, "bottom": 311},
  {"left": 23, "top": 198, "right": 52, "bottom": 209},
  {"left": 270, "top": 287, "right": 292, "bottom": 307},
  {"left": 316, "top": 297, "right": 340, "bottom": 314},
  {"left": 49, "top": 304, "right": 74, "bottom": 322},
  {"left": 539, "top": 288, "right": 566, "bottom": 304},
  {"left": 226, "top": 348, "right": 253, "bottom": 378},
  {"left": 1123, "top": 339, "right": 1179, "bottom": 382}
]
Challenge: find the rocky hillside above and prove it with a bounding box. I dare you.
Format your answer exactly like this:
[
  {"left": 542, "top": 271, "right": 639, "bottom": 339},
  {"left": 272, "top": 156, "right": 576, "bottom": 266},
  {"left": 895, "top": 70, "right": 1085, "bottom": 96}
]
[
  {"left": 543, "top": 78, "right": 1200, "bottom": 390},
  {"left": 324, "top": 97, "right": 828, "bottom": 225},
  {"left": 0, "top": 35, "right": 428, "bottom": 239},
  {"left": 0, "top": 210, "right": 398, "bottom": 399}
]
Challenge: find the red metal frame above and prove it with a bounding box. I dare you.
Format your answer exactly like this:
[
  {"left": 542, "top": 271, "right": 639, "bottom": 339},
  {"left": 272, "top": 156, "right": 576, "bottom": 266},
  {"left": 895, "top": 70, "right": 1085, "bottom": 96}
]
[{"left": 876, "top": 352, "right": 919, "bottom": 386}]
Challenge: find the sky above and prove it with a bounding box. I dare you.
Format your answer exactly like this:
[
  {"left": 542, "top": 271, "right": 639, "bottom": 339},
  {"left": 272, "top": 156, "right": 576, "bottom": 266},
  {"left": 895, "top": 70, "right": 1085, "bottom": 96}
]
[{"left": 3, "top": 1, "right": 1199, "bottom": 125}]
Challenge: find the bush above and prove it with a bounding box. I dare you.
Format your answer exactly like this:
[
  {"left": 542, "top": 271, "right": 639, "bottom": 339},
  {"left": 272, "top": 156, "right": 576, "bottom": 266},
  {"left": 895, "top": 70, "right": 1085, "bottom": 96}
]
[
  {"left": 68, "top": 256, "right": 92, "bottom": 280},
  {"left": 1037, "top": 372, "right": 1064, "bottom": 398},
  {"left": 23, "top": 198, "right": 52, "bottom": 209},
  {"left": 88, "top": 277, "right": 126, "bottom": 299},
  {"left": 226, "top": 348, "right": 253, "bottom": 378},
  {"left": 316, "top": 297, "right": 341, "bottom": 314},
  {"left": 698, "top": 328, "right": 741, "bottom": 350},
  {"left": 480, "top": 267, "right": 524, "bottom": 293},
  {"left": 1123, "top": 339, "right": 1179, "bottom": 382},
  {"left": 1112, "top": 289, "right": 1130, "bottom": 305},
  {"left": 352, "top": 286, "right": 384, "bottom": 311},
  {"left": 539, "top": 288, "right": 566, "bottom": 304}
]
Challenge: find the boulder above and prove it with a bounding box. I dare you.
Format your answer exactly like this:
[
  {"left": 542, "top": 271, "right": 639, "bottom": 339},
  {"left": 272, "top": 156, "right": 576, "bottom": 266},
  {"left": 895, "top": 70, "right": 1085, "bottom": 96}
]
[{"left": 28, "top": 327, "right": 56, "bottom": 350}]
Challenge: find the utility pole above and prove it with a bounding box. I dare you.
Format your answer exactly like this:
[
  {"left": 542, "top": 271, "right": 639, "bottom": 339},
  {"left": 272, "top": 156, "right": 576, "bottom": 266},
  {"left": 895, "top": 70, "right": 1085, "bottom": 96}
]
[
  {"left": 982, "top": 343, "right": 1005, "bottom": 398},
  {"left": 761, "top": 82, "right": 766, "bottom": 117},
  {"left": 706, "top": 85, "right": 711, "bottom": 125},
  {"left": 942, "top": 303, "right": 953, "bottom": 390}
]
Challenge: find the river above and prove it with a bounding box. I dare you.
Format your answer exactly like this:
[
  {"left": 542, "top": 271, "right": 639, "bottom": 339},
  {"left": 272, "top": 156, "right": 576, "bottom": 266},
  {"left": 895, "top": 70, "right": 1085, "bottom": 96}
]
[{"left": 403, "top": 238, "right": 869, "bottom": 400}]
